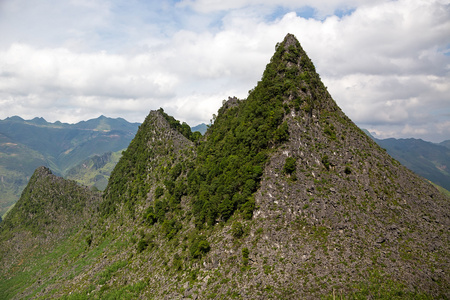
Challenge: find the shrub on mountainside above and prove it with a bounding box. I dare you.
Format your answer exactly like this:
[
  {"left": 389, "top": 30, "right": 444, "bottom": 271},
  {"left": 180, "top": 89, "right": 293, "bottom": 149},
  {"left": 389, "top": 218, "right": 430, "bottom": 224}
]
[
  {"left": 322, "top": 155, "right": 330, "bottom": 170},
  {"left": 283, "top": 157, "right": 297, "bottom": 175},
  {"left": 242, "top": 247, "right": 249, "bottom": 266},
  {"left": 155, "top": 186, "right": 164, "bottom": 199},
  {"left": 231, "top": 221, "right": 244, "bottom": 239},
  {"left": 190, "top": 236, "right": 211, "bottom": 259}
]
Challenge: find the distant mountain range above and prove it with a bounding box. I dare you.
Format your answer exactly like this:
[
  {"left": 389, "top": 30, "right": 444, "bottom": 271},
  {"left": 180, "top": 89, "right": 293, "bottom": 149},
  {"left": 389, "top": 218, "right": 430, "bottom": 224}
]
[
  {"left": 363, "top": 130, "right": 450, "bottom": 191},
  {"left": 64, "top": 150, "right": 123, "bottom": 191},
  {"left": 0, "top": 115, "right": 140, "bottom": 217}
]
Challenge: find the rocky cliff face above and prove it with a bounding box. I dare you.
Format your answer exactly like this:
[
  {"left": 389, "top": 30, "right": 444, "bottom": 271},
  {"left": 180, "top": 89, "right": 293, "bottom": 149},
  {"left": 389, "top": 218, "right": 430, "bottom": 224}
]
[{"left": 0, "top": 34, "right": 448, "bottom": 299}]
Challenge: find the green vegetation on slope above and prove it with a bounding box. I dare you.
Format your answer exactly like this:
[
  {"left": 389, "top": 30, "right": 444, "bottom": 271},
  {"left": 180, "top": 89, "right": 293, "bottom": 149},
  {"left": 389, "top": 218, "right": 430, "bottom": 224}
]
[
  {"left": 0, "top": 226, "right": 116, "bottom": 299},
  {"left": 102, "top": 110, "right": 195, "bottom": 218},
  {"left": 0, "top": 167, "right": 99, "bottom": 235}
]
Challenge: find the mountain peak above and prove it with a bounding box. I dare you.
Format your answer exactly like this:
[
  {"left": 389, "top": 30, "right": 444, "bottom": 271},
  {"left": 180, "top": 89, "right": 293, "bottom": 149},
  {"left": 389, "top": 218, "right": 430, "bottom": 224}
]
[
  {"left": 1, "top": 166, "right": 100, "bottom": 235},
  {"left": 29, "top": 117, "right": 48, "bottom": 125},
  {"left": 4, "top": 115, "right": 24, "bottom": 122},
  {"left": 102, "top": 108, "right": 196, "bottom": 216},
  {"left": 249, "top": 33, "right": 336, "bottom": 121},
  {"left": 282, "top": 33, "right": 299, "bottom": 46},
  {"left": 35, "top": 165, "right": 53, "bottom": 176}
]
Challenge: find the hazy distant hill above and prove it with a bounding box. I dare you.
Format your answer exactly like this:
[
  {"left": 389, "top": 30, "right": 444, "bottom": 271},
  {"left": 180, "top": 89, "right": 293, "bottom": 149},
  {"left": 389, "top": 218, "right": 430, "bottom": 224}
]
[
  {"left": 0, "top": 133, "right": 47, "bottom": 217},
  {"left": 65, "top": 151, "right": 122, "bottom": 191},
  {"left": 0, "top": 116, "right": 139, "bottom": 217},
  {"left": 363, "top": 132, "right": 450, "bottom": 191},
  {"left": 192, "top": 123, "right": 208, "bottom": 135},
  {"left": 440, "top": 140, "right": 450, "bottom": 149}
]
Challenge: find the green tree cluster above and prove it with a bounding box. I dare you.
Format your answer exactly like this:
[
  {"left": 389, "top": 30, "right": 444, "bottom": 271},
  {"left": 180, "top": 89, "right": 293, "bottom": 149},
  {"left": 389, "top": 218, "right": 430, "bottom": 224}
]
[
  {"left": 283, "top": 157, "right": 297, "bottom": 175},
  {"left": 231, "top": 221, "right": 244, "bottom": 239},
  {"left": 190, "top": 235, "right": 211, "bottom": 259}
]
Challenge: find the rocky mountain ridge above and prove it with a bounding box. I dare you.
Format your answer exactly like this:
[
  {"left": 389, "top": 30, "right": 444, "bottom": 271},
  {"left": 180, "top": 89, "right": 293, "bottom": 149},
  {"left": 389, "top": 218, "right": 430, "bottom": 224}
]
[{"left": 0, "top": 34, "right": 448, "bottom": 299}]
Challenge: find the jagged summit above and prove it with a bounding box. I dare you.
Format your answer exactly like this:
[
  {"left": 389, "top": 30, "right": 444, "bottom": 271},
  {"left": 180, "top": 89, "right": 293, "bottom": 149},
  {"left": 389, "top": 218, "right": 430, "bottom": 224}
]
[
  {"left": 283, "top": 32, "right": 297, "bottom": 45},
  {"left": 1, "top": 166, "right": 100, "bottom": 234},
  {"left": 256, "top": 33, "right": 339, "bottom": 118},
  {"left": 102, "top": 108, "right": 196, "bottom": 216},
  {"left": 0, "top": 34, "right": 448, "bottom": 299}
]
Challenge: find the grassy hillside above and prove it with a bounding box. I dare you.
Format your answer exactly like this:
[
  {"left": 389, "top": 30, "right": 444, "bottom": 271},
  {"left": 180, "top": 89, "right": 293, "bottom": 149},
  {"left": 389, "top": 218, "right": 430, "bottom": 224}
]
[{"left": 0, "top": 167, "right": 101, "bottom": 299}]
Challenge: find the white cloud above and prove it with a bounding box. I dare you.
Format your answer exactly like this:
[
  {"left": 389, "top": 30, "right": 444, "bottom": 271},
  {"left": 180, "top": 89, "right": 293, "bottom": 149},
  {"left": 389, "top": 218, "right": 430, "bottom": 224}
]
[
  {"left": 177, "top": 0, "right": 387, "bottom": 17},
  {"left": 0, "top": 43, "right": 179, "bottom": 97}
]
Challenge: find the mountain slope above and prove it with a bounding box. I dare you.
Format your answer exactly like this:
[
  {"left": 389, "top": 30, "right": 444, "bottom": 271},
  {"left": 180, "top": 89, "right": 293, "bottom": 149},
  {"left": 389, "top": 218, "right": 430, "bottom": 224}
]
[
  {"left": 440, "top": 140, "right": 450, "bottom": 149},
  {"left": 0, "top": 34, "right": 448, "bottom": 299},
  {"left": 0, "top": 167, "right": 101, "bottom": 299},
  {"left": 173, "top": 33, "right": 448, "bottom": 298}
]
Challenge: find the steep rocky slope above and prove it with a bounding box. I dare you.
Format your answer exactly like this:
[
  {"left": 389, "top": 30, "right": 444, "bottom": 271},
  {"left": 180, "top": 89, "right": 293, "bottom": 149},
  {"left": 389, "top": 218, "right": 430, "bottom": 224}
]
[{"left": 0, "top": 34, "right": 448, "bottom": 299}]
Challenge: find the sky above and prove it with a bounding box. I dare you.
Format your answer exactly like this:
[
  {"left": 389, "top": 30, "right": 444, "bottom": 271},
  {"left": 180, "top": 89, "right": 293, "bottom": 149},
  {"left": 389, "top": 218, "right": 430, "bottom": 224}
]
[{"left": 0, "top": 0, "right": 449, "bottom": 142}]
